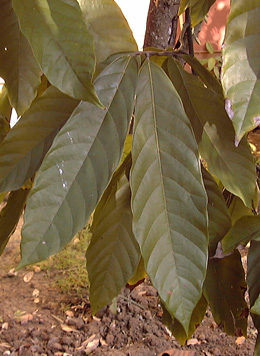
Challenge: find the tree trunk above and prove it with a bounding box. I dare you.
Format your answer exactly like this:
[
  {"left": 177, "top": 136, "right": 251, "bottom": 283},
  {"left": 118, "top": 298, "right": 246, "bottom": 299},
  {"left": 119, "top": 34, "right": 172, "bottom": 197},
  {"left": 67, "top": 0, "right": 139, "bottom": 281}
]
[{"left": 144, "top": 0, "right": 180, "bottom": 49}]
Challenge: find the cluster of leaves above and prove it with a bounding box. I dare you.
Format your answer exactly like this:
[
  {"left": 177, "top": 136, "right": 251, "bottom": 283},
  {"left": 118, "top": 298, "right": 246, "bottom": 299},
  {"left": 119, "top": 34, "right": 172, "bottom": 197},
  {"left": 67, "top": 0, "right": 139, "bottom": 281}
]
[{"left": 0, "top": 0, "right": 260, "bottom": 353}]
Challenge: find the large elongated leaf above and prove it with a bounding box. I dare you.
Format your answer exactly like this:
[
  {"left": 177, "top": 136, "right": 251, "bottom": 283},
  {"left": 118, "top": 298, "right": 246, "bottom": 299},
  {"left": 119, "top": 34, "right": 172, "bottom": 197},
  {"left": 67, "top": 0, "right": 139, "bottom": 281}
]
[
  {"left": 0, "top": 187, "right": 30, "bottom": 255},
  {"left": 202, "top": 167, "right": 231, "bottom": 256},
  {"left": 204, "top": 251, "right": 248, "bottom": 336},
  {"left": 87, "top": 154, "right": 140, "bottom": 314},
  {"left": 130, "top": 60, "right": 208, "bottom": 333},
  {"left": 247, "top": 241, "right": 260, "bottom": 355},
  {"left": 12, "top": 0, "right": 100, "bottom": 105},
  {"left": 222, "top": 1, "right": 260, "bottom": 142},
  {"left": 0, "top": 0, "right": 41, "bottom": 116},
  {"left": 165, "top": 58, "right": 256, "bottom": 208},
  {"left": 179, "top": 0, "right": 216, "bottom": 27},
  {"left": 0, "top": 86, "right": 79, "bottom": 193},
  {"left": 222, "top": 216, "right": 260, "bottom": 253},
  {"left": 19, "top": 56, "right": 138, "bottom": 268},
  {"left": 78, "top": 0, "right": 137, "bottom": 72}
]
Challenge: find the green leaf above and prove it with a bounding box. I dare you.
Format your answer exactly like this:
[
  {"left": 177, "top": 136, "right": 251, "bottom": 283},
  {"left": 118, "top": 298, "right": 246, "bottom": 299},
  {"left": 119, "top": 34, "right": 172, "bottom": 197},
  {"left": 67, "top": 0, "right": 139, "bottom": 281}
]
[
  {"left": 78, "top": 0, "right": 137, "bottom": 73},
  {"left": 179, "top": 0, "right": 216, "bottom": 27},
  {"left": 222, "top": 0, "right": 260, "bottom": 142},
  {"left": 204, "top": 251, "right": 248, "bottom": 336},
  {"left": 222, "top": 216, "right": 260, "bottom": 253},
  {"left": 229, "top": 195, "right": 255, "bottom": 224},
  {"left": 206, "top": 42, "right": 214, "bottom": 54},
  {"left": 165, "top": 58, "right": 256, "bottom": 208},
  {"left": 19, "top": 56, "right": 138, "bottom": 268},
  {"left": 162, "top": 294, "right": 208, "bottom": 344},
  {"left": 247, "top": 241, "right": 260, "bottom": 354},
  {"left": 130, "top": 60, "right": 208, "bottom": 333},
  {"left": 182, "top": 54, "right": 223, "bottom": 97},
  {"left": 0, "top": 85, "right": 12, "bottom": 124},
  {"left": 251, "top": 294, "right": 260, "bottom": 316},
  {"left": 207, "top": 57, "right": 216, "bottom": 71},
  {"left": 0, "top": 86, "right": 79, "bottom": 193},
  {"left": 0, "top": 187, "right": 30, "bottom": 256},
  {"left": 0, "top": 0, "right": 41, "bottom": 116},
  {"left": 202, "top": 166, "right": 231, "bottom": 256},
  {"left": 12, "top": 0, "right": 101, "bottom": 105},
  {"left": 87, "top": 154, "right": 140, "bottom": 314}
]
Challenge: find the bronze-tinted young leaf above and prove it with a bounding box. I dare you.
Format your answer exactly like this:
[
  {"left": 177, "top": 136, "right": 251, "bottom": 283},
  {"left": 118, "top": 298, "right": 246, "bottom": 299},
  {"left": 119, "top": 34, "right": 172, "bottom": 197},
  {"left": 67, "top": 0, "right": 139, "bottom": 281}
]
[
  {"left": 0, "top": 86, "right": 79, "bottom": 193},
  {"left": 19, "top": 56, "right": 138, "bottom": 268},
  {"left": 222, "top": 1, "right": 260, "bottom": 142},
  {"left": 131, "top": 60, "right": 208, "bottom": 333},
  {"left": 162, "top": 294, "right": 208, "bottom": 344},
  {"left": 0, "top": 0, "right": 41, "bottom": 116},
  {"left": 202, "top": 166, "right": 231, "bottom": 256},
  {"left": 87, "top": 154, "right": 140, "bottom": 314},
  {"left": 78, "top": 0, "right": 137, "bottom": 73},
  {"left": 247, "top": 241, "right": 260, "bottom": 355},
  {"left": 222, "top": 216, "right": 260, "bottom": 253},
  {"left": 203, "top": 251, "right": 248, "bottom": 336},
  {"left": 165, "top": 58, "right": 256, "bottom": 208},
  {"left": 0, "top": 187, "right": 30, "bottom": 256},
  {"left": 12, "top": 0, "right": 101, "bottom": 105},
  {"left": 179, "top": 0, "right": 216, "bottom": 27}
]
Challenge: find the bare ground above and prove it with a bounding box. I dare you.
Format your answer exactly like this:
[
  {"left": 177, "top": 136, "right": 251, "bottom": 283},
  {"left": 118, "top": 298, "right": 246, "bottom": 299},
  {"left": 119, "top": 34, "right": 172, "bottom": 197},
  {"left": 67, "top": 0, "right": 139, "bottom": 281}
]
[{"left": 0, "top": 221, "right": 257, "bottom": 356}]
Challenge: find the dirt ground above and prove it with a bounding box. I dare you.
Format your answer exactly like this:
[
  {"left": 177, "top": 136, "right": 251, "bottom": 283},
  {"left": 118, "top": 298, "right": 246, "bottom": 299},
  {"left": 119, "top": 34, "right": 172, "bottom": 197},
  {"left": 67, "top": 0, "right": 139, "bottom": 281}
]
[{"left": 0, "top": 221, "right": 257, "bottom": 356}]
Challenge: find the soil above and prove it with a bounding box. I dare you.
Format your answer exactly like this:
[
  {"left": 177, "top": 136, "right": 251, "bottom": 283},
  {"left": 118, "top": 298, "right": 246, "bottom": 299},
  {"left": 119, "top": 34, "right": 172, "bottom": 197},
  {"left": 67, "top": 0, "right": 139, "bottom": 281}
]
[{"left": 0, "top": 221, "right": 257, "bottom": 356}]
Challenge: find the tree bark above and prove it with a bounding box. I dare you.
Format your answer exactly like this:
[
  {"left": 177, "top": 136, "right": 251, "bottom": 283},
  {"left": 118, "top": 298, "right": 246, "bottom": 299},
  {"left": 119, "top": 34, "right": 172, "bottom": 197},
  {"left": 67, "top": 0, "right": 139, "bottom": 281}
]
[{"left": 144, "top": 0, "right": 180, "bottom": 49}]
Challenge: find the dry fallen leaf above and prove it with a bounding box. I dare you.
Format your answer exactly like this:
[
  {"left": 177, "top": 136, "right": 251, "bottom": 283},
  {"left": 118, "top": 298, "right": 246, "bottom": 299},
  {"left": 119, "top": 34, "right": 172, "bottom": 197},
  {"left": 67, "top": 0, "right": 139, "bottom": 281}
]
[
  {"left": 32, "top": 265, "right": 41, "bottom": 273},
  {"left": 61, "top": 324, "right": 80, "bottom": 333},
  {"left": 65, "top": 310, "right": 74, "bottom": 317},
  {"left": 32, "top": 289, "right": 40, "bottom": 297},
  {"left": 0, "top": 342, "right": 11, "bottom": 348},
  {"left": 235, "top": 336, "right": 246, "bottom": 345},
  {"left": 187, "top": 338, "right": 200, "bottom": 345},
  {"left": 84, "top": 338, "right": 99, "bottom": 354},
  {"left": 2, "top": 322, "right": 9, "bottom": 330},
  {"left": 21, "top": 314, "right": 33, "bottom": 325},
  {"left": 23, "top": 271, "right": 34, "bottom": 283},
  {"left": 34, "top": 298, "right": 40, "bottom": 304},
  {"left": 157, "top": 349, "right": 195, "bottom": 356}
]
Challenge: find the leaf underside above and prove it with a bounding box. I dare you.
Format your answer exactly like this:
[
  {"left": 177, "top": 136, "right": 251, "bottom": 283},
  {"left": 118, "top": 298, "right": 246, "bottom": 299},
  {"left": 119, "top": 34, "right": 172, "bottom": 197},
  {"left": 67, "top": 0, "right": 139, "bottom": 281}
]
[
  {"left": 222, "top": 0, "right": 260, "bottom": 142},
  {"left": 130, "top": 60, "right": 208, "bottom": 333},
  {"left": 12, "top": 0, "right": 100, "bottom": 105},
  {"left": 179, "top": 0, "right": 216, "bottom": 27}
]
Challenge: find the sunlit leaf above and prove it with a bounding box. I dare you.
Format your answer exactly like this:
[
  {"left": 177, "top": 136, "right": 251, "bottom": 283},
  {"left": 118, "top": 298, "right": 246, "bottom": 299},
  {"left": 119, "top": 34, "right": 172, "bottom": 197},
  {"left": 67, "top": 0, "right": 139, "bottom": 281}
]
[
  {"left": 204, "top": 251, "right": 248, "bottom": 336},
  {"left": 130, "top": 60, "right": 208, "bottom": 333},
  {"left": 78, "top": 0, "right": 137, "bottom": 73},
  {"left": 12, "top": 0, "right": 101, "bottom": 105},
  {"left": 0, "top": 86, "right": 79, "bottom": 193},
  {"left": 19, "top": 56, "right": 138, "bottom": 268},
  {"left": 162, "top": 294, "right": 208, "bottom": 344},
  {"left": 222, "top": 216, "right": 260, "bottom": 253},
  {"left": 179, "top": 0, "right": 216, "bottom": 27},
  {"left": 0, "top": 187, "right": 30, "bottom": 256},
  {"left": 202, "top": 166, "right": 231, "bottom": 256},
  {"left": 247, "top": 241, "right": 260, "bottom": 354},
  {"left": 222, "top": 0, "right": 260, "bottom": 142},
  {"left": 0, "top": 85, "right": 12, "bottom": 124},
  {"left": 127, "top": 256, "right": 147, "bottom": 287},
  {"left": 0, "top": 0, "right": 41, "bottom": 116},
  {"left": 228, "top": 195, "right": 255, "bottom": 224},
  {"left": 87, "top": 154, "right": 140, "bottom": 313},
  {"left": 165, "top": 58, "right": 256, "bottom": 208}
]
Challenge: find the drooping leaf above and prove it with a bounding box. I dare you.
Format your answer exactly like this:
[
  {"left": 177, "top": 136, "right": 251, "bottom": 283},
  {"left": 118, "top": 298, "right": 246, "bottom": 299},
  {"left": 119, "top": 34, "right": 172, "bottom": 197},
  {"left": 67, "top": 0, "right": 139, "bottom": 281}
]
[
  {"left": 203, "top": 251, "right": 248, "bottom": 336},
  {"left": 0, "top": 0, "right": 41, "bottom": 116},
  {"left": 130, "top": 60, "right": 208, "bottom": 333},
  {"left": 222, "top": 216, "right": 260, "bottom": 253},
  {"left": 247, "top": 241, "right": 260, "bottom": 354},
  {"left": 127, "top": 256, "right": 147, "bottom": 287},
  {"left": 222, "top": 0, "right": 260, "bottom": 142},
  {"left": 19, "top": 56, "right": 138, "bottom": 268},
  {"left": 229, "top": 195, "right": 255, "bottom": 224},
  {"left": 202, "top": 166, "right": 231, "bottom": 256},
  {"left": 182, "top": 54, "right": 223, "bottom": 97},
  {"left": 78, "top": 0, "right": 137, "bottom": 73},
  {"left": 162, "top": 294, "right": 208, "bottom": 344},
  {"left": 165, "top": 58, "right": 256, "bottom": 208},
  {"left": 179, "top": 0, "right": 216, "bottom": 27},
  {"left": 0, "top": 86, "right": 79, "bottom": 193},
  {"left": 12, "top": 0, "right": 101, "bottom": 105},
  {"left": 0, "top": 187, "right": 30, "bottom": 255},
  {"left": 87, "top": 154, "right": 140, "bottom": 313}
]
